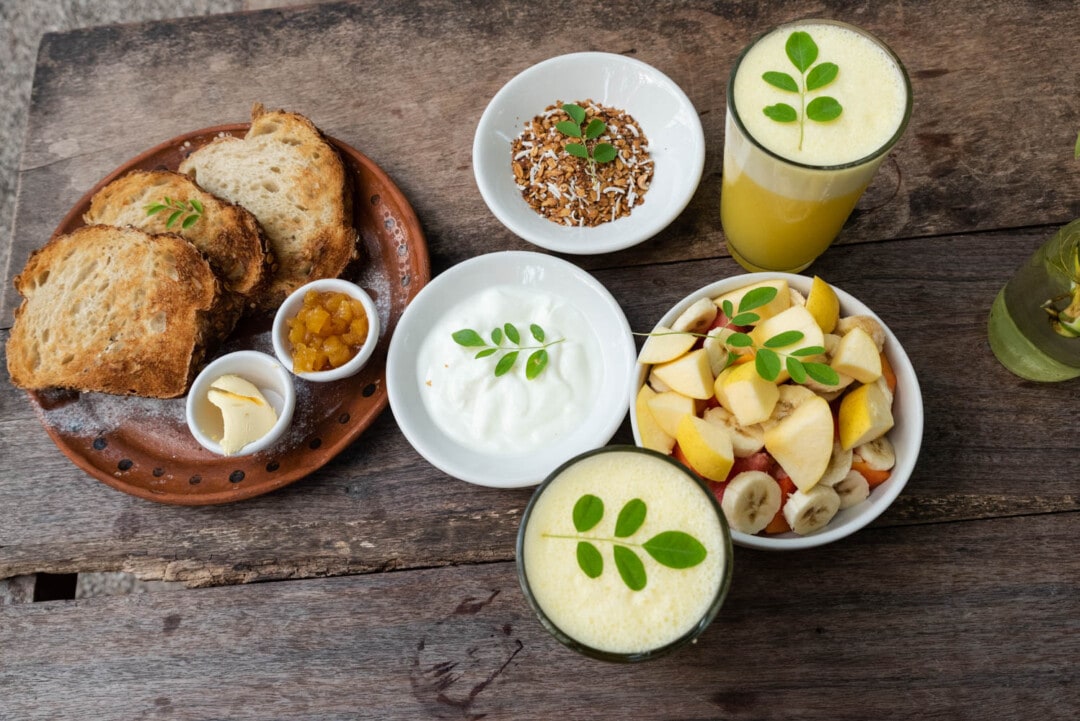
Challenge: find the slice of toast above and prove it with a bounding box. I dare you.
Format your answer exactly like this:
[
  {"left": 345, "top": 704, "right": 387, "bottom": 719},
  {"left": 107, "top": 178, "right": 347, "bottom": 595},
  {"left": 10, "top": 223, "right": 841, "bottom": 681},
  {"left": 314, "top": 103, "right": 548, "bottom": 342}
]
[
  {"left": 179, "top": 103, "right": 359, "bottom": 309},
  {"left": 6, "top": 225, "right": 223, "bottom": 398},
  {"left": 84, "top": 169, "right": 274, "bottom": 315}
]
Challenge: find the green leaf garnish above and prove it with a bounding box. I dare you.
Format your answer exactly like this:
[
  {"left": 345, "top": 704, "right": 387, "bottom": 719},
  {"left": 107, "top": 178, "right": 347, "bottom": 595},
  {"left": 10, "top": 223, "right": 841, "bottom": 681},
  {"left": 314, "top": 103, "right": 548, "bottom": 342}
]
[
  {"left": 525, "top": 349, "right": 548, "bottom": 380},
  {"left": 614, "top": 546, "right": 647, "bottom": 591},
  {"left": 452, "top": 329, "right": 485, "bottom": 347},
  {"left": 573, "top": 494, "right": 604, "bottom": 532},
  {"left": 764, "top": 330, "right": 805, "bottom": 348},
  {"left": 786, "top": 356, "right": 808, "bottom": 384},
  {"left": 807, "top": 96, "right": 843, "bottom": 122},
  {"left": 577, "top": 542, "right": 603, "bottom": 578},
  {"left": 494, "top": 351, "right": 518, "bottom": 377},
  {"left": 554, "top": 103, "right": 616, "bottom": 176},
  {"left": 642, "top": 531, "right": 708, "bottom": 569},
  {"left": 556, "top": 120, "right": 582, "bottom": 138},
  {"left": 763, "top": 71, "right": 798, "bottom": 92},
  {"left": 584, "top": 118, "right": 606, "bottom": 140},
  {"left": 563, "top": 103, "right": 586, "bottom": 125},
  {"left": 804, "top": 362, "right": 841, "bottom": 386},
  {"left": 762, "top": 30, "right": 843, "bottom": 150},
  {"left": 805, "top": 62, "right": 838, "bottom": 91},
  {"left": 547, "top": 495, "right": 708, "bottom": 592},
  {"left": 755, "top": 348, "right": 782, "bottom": 381},
  {"left": 614, "top": 499, "right": 646, "bottom": 538},
  {"left": 786, "top": 31, "right": 818, "bottom": 72},
  {"left": 452, "top": 322, "right": 565, "bottom": 380},
  {"left": 739, "top": 287, "right": 778, "bottom": 312},
  {"left": 145, "top": 196, "right": 203, "bottom": 229},
  {"left": 764, "top": 103, "right": 798, "bottom": 123}
]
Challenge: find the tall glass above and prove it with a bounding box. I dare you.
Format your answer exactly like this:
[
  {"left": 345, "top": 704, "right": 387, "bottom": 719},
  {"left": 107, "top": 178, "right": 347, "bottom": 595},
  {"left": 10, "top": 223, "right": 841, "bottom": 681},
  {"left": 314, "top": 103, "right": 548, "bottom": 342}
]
[
  {"left": 721, "top": 19, "right": 913, "bottom": 272},
  {"left": 987, "top": 219, "right": 1080, "bottom": 381}
]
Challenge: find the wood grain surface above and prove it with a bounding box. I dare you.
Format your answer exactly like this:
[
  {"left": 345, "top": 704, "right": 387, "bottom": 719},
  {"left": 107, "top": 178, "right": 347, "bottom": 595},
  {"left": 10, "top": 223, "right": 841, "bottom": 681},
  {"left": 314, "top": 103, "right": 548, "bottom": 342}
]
[
  {"left": 3, "top": 230, "right": 1079, "bottom": 585},
  {"left": 2, "top": 1, "right": 1080, "bottom": 718},
  {"left": 4, "top": 0, "right": 1080, "bottom": 324},
  {"left": 2, "top": 513, "right": 1077, "bottom": 720}
]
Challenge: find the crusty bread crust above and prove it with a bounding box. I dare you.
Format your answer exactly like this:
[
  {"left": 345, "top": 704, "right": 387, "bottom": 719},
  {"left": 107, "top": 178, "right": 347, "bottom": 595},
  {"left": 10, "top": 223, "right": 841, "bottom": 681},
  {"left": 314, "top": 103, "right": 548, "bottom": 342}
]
[
  {"left": 84, "top": 169, "right": 274, "bottom": 309},
  {"left": 179, "top": 103, "right": 359, "bottom": 310},
  {"left": 6, "top": 225, "right": 222, "bottom": 398}
]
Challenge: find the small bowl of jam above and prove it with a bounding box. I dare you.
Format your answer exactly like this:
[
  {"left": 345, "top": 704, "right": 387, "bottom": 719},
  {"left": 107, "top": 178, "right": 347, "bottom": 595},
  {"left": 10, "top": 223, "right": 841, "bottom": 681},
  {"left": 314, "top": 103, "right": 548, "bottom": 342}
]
[{"left": 272, "top": 279, "right": 381, "bottom": 382}]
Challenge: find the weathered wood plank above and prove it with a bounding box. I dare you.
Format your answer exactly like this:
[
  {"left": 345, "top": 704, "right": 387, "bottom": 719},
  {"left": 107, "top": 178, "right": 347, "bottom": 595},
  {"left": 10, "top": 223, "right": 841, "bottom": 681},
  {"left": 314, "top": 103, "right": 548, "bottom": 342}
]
[
  {"left": 1, "top": 512, "right": 1076, "bottom": 720},
  {"left": 2, "top": 230, "right": 1079, "bottom": 586},
  {"left": 5, "top": 0, "right": 1080, "bottom": 324}
]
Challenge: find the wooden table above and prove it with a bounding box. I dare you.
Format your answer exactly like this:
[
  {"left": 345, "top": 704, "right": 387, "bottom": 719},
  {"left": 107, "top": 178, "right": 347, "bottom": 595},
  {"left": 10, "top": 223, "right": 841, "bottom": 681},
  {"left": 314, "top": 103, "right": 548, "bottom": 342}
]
[{"left": 2, "top": 1, "right": 1079, "bottom": 718}]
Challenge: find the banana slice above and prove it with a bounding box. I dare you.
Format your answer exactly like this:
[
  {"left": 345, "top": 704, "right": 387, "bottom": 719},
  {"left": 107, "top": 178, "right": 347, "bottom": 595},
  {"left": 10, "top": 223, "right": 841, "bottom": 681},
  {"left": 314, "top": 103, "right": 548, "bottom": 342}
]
[
  {"left": 782, "top": 485, "right": 841, "bottom": 535},
  {"left": 703, "top": 406, "right": 765, "bottom": 457},
  {"left": 760, "top": 384, "right": 817, "bottom": 431},
  {"left": 835, "top": 315, "right": 886, "bottom": 352},
  {"left": 704, "top": 327, "right": 735, "bottom": 377},
  {"left": 818, "top": 442, "right": 854, "bottom": 488},
  {"left": 831, "top": 470, "right": 871, "bottom": 509},
  {"left": 854, "top": 435, "right": 896, "bottom": 471},
  {"left": 672, "top": 297, "right": 718, "bottom": 334},
  {"left": 788, "top": 288, "right": 807, "bottom": 307},
  {"left": 721, "top": 471, "right": 782, "bottom": 534}
]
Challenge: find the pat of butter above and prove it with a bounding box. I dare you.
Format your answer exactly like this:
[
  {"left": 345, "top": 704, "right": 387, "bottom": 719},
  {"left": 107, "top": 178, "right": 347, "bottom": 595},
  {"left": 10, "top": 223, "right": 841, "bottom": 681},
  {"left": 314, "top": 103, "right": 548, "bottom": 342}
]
[{"left": 206, "top": 374, "right": 278, "bottom": 456}]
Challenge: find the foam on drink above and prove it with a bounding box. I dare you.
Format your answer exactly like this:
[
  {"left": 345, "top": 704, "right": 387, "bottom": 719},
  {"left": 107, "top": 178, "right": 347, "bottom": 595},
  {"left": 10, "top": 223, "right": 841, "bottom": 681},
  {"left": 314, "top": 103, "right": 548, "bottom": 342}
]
[{"left": 519, "top": 448, "right": 730, "bottom": 657}]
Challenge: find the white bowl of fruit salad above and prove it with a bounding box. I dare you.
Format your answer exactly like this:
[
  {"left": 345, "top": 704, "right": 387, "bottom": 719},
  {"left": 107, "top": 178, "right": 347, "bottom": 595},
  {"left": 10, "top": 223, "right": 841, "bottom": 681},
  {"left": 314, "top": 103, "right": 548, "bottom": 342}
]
[{"left": 630, "top": 272, "right": 922, "bottom": 550}]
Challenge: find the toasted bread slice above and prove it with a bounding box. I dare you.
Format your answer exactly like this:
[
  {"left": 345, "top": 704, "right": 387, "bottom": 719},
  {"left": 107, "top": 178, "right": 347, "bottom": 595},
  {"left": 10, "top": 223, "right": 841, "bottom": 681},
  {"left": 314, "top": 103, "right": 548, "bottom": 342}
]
[
  {"left": 6, "top": 225, "right": 222, "bottom": 398},
  {"left": 84, "top": 169, "right": 273, "bottom": 313},
  {"left": 179, "top": 103, "right": 359, "bottom": 309}
]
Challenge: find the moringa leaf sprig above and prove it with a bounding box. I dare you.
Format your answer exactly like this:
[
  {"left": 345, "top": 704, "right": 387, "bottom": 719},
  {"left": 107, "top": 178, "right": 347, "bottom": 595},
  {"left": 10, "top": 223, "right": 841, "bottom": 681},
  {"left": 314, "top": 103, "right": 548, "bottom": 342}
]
[
  {"left": 452, "top": 322, "right": 565, "bottom": 380},
  {"left": 555, "top": 103, "right": 618, "bottom": 177},
  {"left": 146, "top": 196, "right": 203, "bottom": 229},
  {"left": 637, "top": 286, "right": 840, "bottom": 386},
  {"left": 761, "top": 30, "right": 844, "bottom": 151}
]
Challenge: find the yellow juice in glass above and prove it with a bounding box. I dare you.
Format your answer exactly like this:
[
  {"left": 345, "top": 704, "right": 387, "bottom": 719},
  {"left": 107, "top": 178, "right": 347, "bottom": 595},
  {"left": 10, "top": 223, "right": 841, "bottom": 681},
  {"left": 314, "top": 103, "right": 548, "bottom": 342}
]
[{"left": 721, "top": 20, "right": 912, "bottom": 272}]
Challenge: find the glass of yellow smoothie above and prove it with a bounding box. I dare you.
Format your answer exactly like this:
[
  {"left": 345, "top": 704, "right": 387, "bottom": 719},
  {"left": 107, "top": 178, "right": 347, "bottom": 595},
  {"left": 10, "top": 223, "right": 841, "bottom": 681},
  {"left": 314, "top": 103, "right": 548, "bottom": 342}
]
[
  {"left": 517, "top": 446, "right": 732, "bottom": 662},
  {"left": 721, "top": 19, "right": 912, "bottom": 272}
]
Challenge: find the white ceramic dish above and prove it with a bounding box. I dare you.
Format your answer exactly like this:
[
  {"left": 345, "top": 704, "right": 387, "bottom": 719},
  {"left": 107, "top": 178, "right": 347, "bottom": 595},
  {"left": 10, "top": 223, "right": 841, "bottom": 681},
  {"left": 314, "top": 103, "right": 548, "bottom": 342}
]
[
  {"left": 473, "top": 51, "right": 705, "bottom": 254},
  {"left": 186, "top": 350, "right": 296, "bottom": 457},
  {"left": 630, "top": 272, "right": 923, "bottom": 550},
  {"left": 272, "top": 279, "right": 381, "bottom": 382},
  {"left": 387, "top": 251, "right": 636, "bottom": 488}
]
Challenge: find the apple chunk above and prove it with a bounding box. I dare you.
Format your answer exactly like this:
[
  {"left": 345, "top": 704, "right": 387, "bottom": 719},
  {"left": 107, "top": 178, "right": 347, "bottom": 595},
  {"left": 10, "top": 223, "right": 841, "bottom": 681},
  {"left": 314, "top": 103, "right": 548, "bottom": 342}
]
[
  {"left": 763, "top": 394, "right": 834, "bottom": 492},
  {"left": 830, "top": 327, "right": 883, "bottom": 384},
  {"left": 634, "top": 385, "right": 675, "bottom": 453},
  {"left": 838, "top": 378, "right": 895, "bottom": 450},
  {"left": 749, "top": 305, "right": 825, "bottom": 383},
  {"left": 714, "top": 279, "right": 791, "bottom": 322},
  {"left": 675, "top": 414, "right": 734, "bottom": 482},
  {"left": 650, "top": 348, "right": 714, "bottom": 400},
  {"left": 645, "top": 390, "right": 697, "bottom": 438},
  {"left": 638, "top": 325, "right": 697, "bottom": 364},
  {"left": 714, "top": 362, "right": 779, "bottom": 426}
]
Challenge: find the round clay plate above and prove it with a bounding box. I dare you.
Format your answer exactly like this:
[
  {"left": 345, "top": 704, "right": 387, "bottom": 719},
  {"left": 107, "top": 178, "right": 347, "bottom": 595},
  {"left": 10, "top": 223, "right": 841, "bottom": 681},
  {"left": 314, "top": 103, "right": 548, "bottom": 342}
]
[{"left": 27, "top": 125, "right": 430, "bottom": 505}]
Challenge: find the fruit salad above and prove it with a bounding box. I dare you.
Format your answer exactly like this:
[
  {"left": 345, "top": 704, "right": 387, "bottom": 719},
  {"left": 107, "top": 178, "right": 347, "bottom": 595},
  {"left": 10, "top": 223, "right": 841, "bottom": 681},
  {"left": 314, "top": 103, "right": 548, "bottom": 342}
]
[{"left": 634, "top": 276, "right": 897, "bottom": 537}]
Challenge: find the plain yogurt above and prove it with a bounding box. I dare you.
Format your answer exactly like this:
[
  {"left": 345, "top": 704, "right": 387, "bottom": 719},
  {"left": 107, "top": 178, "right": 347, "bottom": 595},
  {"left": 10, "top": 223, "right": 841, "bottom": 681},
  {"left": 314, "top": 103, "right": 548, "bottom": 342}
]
[{"left": 417, "top": 285, "right": 601, "bottom": 455}]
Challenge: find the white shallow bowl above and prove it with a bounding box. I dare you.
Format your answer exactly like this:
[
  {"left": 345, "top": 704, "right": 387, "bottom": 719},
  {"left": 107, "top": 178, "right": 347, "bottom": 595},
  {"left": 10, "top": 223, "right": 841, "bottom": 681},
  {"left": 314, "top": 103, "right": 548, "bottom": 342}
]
[
  {"left": 272, "top": 278, "right": 381, "bottom": 382},
  {"left": 387, "top": 251, "right": 636, "bottom": 488},
  {"left": 186, "top": 350, "right": 296, "bottom": 457},
  {"left": 630, "top": 272, "right": 924, "bottom": 550},
  {"left": 473, "top": 51, "right": 705, "bottom": 254}
]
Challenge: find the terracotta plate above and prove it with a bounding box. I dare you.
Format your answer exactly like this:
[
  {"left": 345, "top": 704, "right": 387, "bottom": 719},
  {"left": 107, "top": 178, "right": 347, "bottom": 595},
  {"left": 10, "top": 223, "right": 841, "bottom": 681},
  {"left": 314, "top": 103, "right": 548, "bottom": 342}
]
[{"left": 26, "top": 125, "right": 430, "bottom": 505}]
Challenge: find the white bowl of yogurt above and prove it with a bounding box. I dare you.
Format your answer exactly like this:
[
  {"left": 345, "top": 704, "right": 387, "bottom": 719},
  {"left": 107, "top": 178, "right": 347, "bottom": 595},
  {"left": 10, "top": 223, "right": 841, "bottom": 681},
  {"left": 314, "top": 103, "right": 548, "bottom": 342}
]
[{"left": 387, "top": 251, "right": 636, "bottom": 488}]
